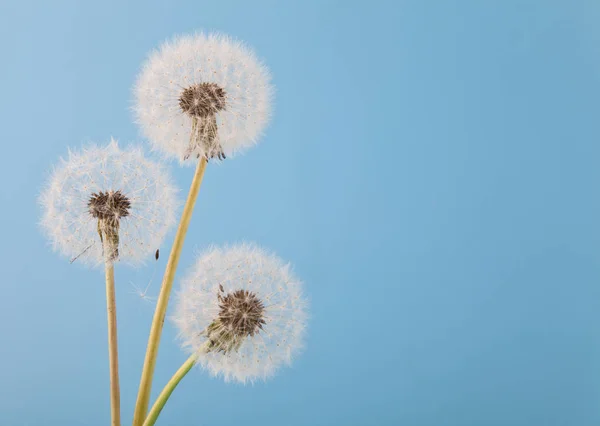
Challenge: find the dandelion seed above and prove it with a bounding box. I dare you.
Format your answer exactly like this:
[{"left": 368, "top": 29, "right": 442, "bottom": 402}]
[
  {"left": 131, "top": 280, "right": 157, "bottom": 304},
  {"left": 134, "top": 32, "right": 273, "bottom": 164},
  {"left": 39, "top": 139, "right": 178, "bottom": 267},
  {"left": 69, "top": 242, "right": 95, "bottom": 264},
  {"left": 173, "top": 243, "right": 308, "bottom": 384}
]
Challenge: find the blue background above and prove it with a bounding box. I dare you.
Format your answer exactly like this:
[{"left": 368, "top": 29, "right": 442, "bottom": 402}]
[{"left": 1, "top": 0, "right": 600, "bottom": 425}]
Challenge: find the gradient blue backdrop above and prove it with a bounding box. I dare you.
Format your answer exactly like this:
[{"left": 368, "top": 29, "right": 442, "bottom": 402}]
[{"left": 1, "top": 0, "right": 600, "bottom": 425}]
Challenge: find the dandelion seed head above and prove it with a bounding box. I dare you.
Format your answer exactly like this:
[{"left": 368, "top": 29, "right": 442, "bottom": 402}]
[
  {"left": 134, "top": 32, "right": 273, "bottom": 165},
  {"left": 39, "top": 139, "right": 178, "bottom": 267},
  {"left": 173, "top": 243, "right": 308, "bottom": 384}
]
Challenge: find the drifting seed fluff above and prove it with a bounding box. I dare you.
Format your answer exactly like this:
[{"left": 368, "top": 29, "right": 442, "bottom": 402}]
[
  {"left": 173, "top": 244, "right": 308, "bottom": 384},
  {"left": 39, "top": 139, "right": 178, "bottom": 267},
  {"left": 134, "top": 32, "right": 273, "bottom": 165}
]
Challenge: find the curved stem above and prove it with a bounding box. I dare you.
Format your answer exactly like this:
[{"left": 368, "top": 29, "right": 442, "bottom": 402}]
[
  {"left": 133, "top": 157, "right": 208, "bottom": 426},
  {"left": 105, "top": 261, "right": 121, "bottom": 426},
  {"left": 142, "top": 353, "right": 198, "bottom": 426}
]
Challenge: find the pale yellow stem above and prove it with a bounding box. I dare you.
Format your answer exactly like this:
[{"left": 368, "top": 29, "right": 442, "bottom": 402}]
[
  {"left": 132, "top": 157, "right": 208, "bottom": 426},
  {"left": 105, "top": 261, "right": 121, "bottom": 426}
]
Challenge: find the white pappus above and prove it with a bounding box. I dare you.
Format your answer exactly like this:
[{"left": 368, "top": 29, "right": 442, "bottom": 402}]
[
  {"left": 172, "top": 243, "right": 308, "bottom": 384},
  {"left": 134, "top": 32, "right": 273, "bottom": 164},
  {"left": 39, "top": 139, "right": 178, "bottom": 267}
]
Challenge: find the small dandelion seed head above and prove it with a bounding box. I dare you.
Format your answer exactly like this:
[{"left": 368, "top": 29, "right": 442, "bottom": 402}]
[
  {"left": 38, "top": 139, "right": 179, "bottom": 267},
  {"left": 173, "top": 243, "right": 308, "bottom": 384}
]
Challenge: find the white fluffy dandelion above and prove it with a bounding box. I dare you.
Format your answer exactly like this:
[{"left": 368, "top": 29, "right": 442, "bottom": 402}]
[
  {"left": 134, "top": 32, "right": 273, "bottom": 164},
  {"left": 173, "top": 243, "right": 308, "bottom": 383},
  {"left": 39, "top": 139, "right": 178, "bottom": 267}
]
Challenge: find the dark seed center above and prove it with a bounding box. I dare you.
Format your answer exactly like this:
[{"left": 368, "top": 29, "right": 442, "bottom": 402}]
[
  {"left": 217, "top": 288, "right": 266, "bottom": 338},
  {"left": 179, "top": 82, "right": 226, "bottom": 118},
  {"left": 88, "top": 190, "right": 131, "bottom": 221}
]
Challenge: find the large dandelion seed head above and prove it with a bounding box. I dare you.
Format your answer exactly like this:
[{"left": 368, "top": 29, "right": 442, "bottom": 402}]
[
  {"left": 173, "top": 243, "right": 308, "bottom": 384},
  {"left": 134, "top": 32, "right": 273, "bottom": 165},
  {"left": 39, "top": 139, "right": 178, "bottom": 267}
]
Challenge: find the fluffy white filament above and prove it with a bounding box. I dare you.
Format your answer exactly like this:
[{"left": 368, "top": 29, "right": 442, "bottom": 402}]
[
  {"left": 173, "top": 243, "right": 308, "bottom": 384},
  {"left": 39, "top": 139, "right": 178, "bottom": 267},
  {"left": 134, "top": 32, "right": 273, "bottom": 164}
]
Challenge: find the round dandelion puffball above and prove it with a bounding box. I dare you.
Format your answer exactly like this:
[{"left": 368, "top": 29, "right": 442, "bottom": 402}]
[
  {"left": 173, "top": 243, "right": 308, "bottom": 384},
  {"left": 134, "top": 32, "right": 273, "bottom": 164},
  {"left": 39, "top": 139, "right": 178, "bottom": 267}
]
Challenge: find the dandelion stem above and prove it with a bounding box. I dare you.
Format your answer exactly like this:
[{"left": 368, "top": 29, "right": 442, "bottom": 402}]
[
  {"left": 133, "top": 157, "right": 208, "bottom": 426},
  {"left": 142, "top": 353, "right": 199, "bottom": 426},
  {"left": 105, "top": 260, "right": 121, "bottom": 426}
]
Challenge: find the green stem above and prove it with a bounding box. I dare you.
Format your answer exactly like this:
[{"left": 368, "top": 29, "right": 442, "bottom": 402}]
[{"left": 142, "top": 353, "right": 198, "bottom": 426}]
